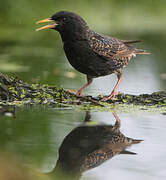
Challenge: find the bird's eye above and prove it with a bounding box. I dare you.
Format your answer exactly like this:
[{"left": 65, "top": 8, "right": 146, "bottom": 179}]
[{"left": 63, "top": 17, "right": 67, "bottom": 22}]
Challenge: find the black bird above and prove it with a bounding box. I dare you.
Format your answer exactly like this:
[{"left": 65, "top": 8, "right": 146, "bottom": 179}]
[
  {"left": 50, "top": 112, "right": 142, "bottom": 180},
  {"left": 36, "top": 11, "right": 149, "bottom": 101}
]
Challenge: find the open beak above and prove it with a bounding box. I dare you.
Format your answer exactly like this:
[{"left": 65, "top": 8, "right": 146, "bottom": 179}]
[{"left": 36, "top": 18, "right": 58, "bottom": 31}]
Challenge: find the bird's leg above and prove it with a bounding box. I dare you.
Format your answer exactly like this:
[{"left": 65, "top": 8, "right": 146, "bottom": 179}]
[
  {"left": 76, "top": 76, "right": 93, "bottom": 96},
  {"left": 113, "top": 112, "right": 121, "bottom": 128},
  {"left": 84, "top": 111, "right": 91, "bottom": 122},
  {"left": 102, "top": 73, "right": 122, "bottom": 101}
]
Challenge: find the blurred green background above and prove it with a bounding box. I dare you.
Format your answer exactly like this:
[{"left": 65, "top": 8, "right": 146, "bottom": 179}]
[
  {"left": 0, "top": 0, "right": 166, "bottom": 95},
  {"left": 1, "top": 1, "right": 166, "bottom": 179}
]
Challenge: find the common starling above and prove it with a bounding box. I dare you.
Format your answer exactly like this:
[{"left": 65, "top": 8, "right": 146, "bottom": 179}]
[
  {"left": 36, "top": 11, "right": 149, "bottom": 101},
  {"left": 51, "top": 112, "right": 142, "bottom": 179}
]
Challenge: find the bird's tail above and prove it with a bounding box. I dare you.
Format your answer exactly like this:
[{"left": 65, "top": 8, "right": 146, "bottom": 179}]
[
  {"left": 123, "top": 40, "right": 142, "bottom": 44},
  {"left": 134, "top": 49, "right": 150, "bottom": 55},
  {"left": 126, "top": 137, "right": 143, "bottom": 145},
  {"left": 131, "top": 139, "right": 143, "bottom": 144}
]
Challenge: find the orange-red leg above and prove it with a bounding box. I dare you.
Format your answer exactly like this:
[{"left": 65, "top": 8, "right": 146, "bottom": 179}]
[
  {"left": 113, "top": 112, "right": 121, "bottom": 127},
  {"left": 76, "top": 76, "right": 93, "bottom": 96},
  {"left": 102, "top": 73, "right": 122, "bottom": 101}
]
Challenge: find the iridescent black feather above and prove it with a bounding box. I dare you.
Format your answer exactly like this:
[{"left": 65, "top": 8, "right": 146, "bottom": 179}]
[{"left": 37, "top": 11, "right": 149, "bottom": 99}]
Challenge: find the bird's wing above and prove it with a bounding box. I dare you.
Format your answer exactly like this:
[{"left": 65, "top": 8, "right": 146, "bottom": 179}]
[
  {"left": 121, "top": 40, "right": 141, "bottom": 44},
  {"left": 89, "top": 32, "right": 136, "bottom": 63}
]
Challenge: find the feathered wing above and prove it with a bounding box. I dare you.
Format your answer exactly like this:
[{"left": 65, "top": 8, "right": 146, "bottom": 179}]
[
  {"left": 122, "top": 39, "right": 142, "bottom": 44},
  {"left": 89, "top": 32, "right": 149, "bottom": 69}
]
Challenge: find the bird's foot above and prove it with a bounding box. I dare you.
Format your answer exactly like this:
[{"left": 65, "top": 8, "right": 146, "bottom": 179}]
[
  {"left": 101, "top": 91, "right": 121, "bottom": 102},
  {"left": 101, "top": 95, "right": 115, "bottom": 101},
  {"left": 76, "top": 90, "right": 83, "bottom": 96}
]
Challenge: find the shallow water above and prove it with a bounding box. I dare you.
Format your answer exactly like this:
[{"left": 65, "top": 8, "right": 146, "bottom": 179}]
[
  {"left": 1, "top": 1, "right": 166, "bottom": 179},
  {"left": 1, "top": 108, "right": 166, "bottom": 180}
]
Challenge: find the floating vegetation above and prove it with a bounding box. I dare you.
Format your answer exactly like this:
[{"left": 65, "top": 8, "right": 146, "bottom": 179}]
[{"left": 0, "top": 73, "right": 166, "bottom": 112}]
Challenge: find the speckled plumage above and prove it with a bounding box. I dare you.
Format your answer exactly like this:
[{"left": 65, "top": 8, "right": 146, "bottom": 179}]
[
  {"left": 52, "top": 112, "right": 142, "bottom": 177},
  {"left": 36, "top": 11, "right": 149, "bottom": 100}
]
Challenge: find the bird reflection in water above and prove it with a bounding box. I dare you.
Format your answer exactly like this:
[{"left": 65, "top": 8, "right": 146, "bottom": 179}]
[{"left": 51, "top": 112, "right": 142, "bottom": 180}]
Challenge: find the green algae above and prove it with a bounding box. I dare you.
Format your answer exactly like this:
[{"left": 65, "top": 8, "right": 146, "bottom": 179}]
[{"left": 1, "top": 73, "right": 166, "bottom": 113}]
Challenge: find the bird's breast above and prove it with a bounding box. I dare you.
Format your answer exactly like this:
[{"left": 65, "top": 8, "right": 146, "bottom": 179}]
[
  {"left": 63, "top": 41, "right": 121, "bottom": 77},
  {"left": 63, "top": 41, "right": 96, "bottom": 74}
]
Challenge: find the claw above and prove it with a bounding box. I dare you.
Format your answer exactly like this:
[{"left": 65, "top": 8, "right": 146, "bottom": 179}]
[
  {"left": 101, "top": 91, "right": 121, "bottom": 101},
  {"left": 76, "top": 90, "right": 82, "bottom": 96}
]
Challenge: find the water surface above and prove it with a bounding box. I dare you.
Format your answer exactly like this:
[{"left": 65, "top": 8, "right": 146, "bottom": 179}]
[
  {"left": 0, "top": 1, "right": 166, "bottom": 179},
  {"left": 1, "top": 108, "right": 166, "bottom": 179}
]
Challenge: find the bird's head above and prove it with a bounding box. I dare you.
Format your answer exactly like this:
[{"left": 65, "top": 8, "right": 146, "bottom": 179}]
[{"left": 36, "top": 11, "right": 88, "bottom": 40}]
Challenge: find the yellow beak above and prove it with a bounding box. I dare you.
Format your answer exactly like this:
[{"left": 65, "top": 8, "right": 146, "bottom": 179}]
[{"left": 36, "top": 18, "right": 58, "bottom": 31}]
